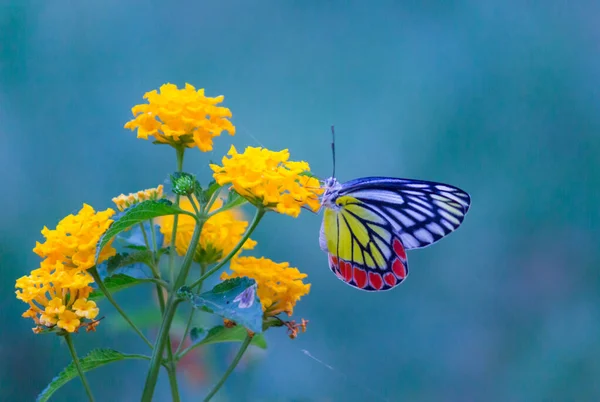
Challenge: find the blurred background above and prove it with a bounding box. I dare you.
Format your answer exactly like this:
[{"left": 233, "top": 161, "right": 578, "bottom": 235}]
[{"left": 2, "top": 1, "right": 600, "bottom": 401}]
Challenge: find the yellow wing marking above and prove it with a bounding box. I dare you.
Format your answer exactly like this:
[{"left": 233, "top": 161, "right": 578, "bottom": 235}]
[{"left": 322, "top": 196, "right": 393, "bottom": 270}]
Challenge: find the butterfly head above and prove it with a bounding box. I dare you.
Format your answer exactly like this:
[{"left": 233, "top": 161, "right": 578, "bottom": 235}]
[{"left": 321, "top": 176, "right": 342, "bottom": 209}]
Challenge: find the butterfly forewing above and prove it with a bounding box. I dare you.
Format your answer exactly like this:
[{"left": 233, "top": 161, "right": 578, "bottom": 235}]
[{"left": 338, "top": 177, "right": 471, "bottom": 250}]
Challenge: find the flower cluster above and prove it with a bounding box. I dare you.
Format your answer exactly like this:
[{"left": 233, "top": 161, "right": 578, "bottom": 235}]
[
  {"left": 124, "top": 83, "right": 235, "bottom": 152},
  {"left": 112, "top": 185, "right": 164, "bottom": 211},
  {"left": 16, "top": 262, "right": 99, "bottom": 333},
  {"left": 17, "top": 204, "right": 116, "bottom": 333},
  {"left": 33, "top": 204, "right": 116, "bottom": 270},
  {"left": 221, "top": 256, "right": 311, "bottom": 316},
  {"left": 159, "top": 198, "right": 256, "bottom": 264},
  {"left": 210, "top": 146, "right": 323, "bottom": 217}
]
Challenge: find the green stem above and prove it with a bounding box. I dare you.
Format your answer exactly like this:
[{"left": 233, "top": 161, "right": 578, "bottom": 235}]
[
  {"left": 141, "top": 219, "right": 180, "bottom": 399},
  {"left": 89, "top": 267, "right": 153, "bottom": 349},
  {"left": 176, "top": 341, "right": 195, "bottom": 362},
  {"left": 166, "top": 365, "right": 181, "bottom": 402},
  {"left": 174, "top": 263, "right": 207, "bottom": 357},
  {"left": 154, "top": 146, "right": 186, "bottom": 402},
  {"left": 149, "top": 218, "right": 158, "bottom": 255},
  {"left": 139, "top": 222, "right": 151, "bottom": 253},
  {"left": 169, "top": 145, "right": 185, "bottom": 286},
  {"left": 139, "top": 223, "right": 166, "bottom": 313},
  {"left": 141, "top": 215, "right": 204, "bottom": 402},
  {"left": 203, "top": 333, "right": 253, "bottom": 402},
  {"left": 189, "top": 207, "right": 265, "bottom": 289},
  {"left": 64, "top": 333, "right": 95, "bottom": 402},
  {"left": 187, "top": 194, "right": 201, "bottom": 214}
]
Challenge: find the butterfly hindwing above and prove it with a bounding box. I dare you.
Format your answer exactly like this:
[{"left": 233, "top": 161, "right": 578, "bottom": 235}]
[
  {"left": 337, "top": 177, "right": 471, "bottom": 250},
  {"left": 321, "top": 202, "right": 409, "bottom": 291}
]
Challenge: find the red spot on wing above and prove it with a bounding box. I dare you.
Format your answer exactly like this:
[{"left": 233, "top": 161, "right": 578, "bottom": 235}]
[
  {"left": 339, "top": 261, "right": 353, "bottom": 282},
  {"left": 329, "top": 255, "right": 338, "bottom": 267},
  {"left": 368, "top": 272, "right": 383, "bottom": 290},
  {"left": 393, "top": 238, "right": 407, "bottom": 260},
  {"left": 383, "top": 272, "right": 397, "bottom": 287},
  {"left": 353, "top": 266, "right": 368, "bottom": 289},
  {"left": 392, "top": 258, "right": 407, "bottom": 279}
]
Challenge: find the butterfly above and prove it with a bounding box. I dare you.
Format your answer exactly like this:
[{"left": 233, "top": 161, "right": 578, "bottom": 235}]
[{"left": 319, "top": 172, "right": 471, "bottom": 292}]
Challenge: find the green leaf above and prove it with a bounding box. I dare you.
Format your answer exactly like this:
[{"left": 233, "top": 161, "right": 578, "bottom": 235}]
[
  {"left": 96, "top": 199, "right": 190, "bottom": 262},
  {"left": 123, "top": 244, "right": 148, "bottom": 251},
  {"left": 212, "top": 190, "right": 247, "bottom": 214},
  {"left": 106, "top": 251, "right": 154, "bottom": 273},
  {"left": 36, "top": 349, "right": 150, "bottom": 402},
  {"left": 190, "top": 325, "right": 267, "bottom": 349},
  {"left": 200, "top": 179, "right": 221, "bottom": 204},
  {"left": 88, "top": 274, "right": 152, "bottom": 301},
  {"left": 179, "top": 277, "right": 263, "bottom": 333}
]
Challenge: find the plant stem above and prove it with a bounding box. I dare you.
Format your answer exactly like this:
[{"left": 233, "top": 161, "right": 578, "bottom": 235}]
[
  {"left": 149, "top": 218, "right": 158, "bottom": 254},
  {"left": 141, "top": 215, "right": 204, "bottom": 402},
  {"left": 169, "top": 145, "right": 185, "bottom": 286},
  {"left": 203, "top": 333, "right": 253, "bottom": 402},
  {"left": 89, "top": 267, "right": 153, "bottom": 349},
  {"left": 64, "top": 333, "right": 95, "bottom": 402},
  {"left": 139, "top": 223, "right": 166, "bottom": 313},
  {"left": 166, "top": 365, "right": 181, "bottom": 402},
  {"left": 140, "top": 226, "right": 179, "bottom": 400},
  {"left": 174, "top": 263, "right": 207, "bottom": 357},
  {"left": 139, "top": 222, "right": 151, "bottom": 253},
  {"left": 189, "top": 207, "right": 265, "bottom": 289}
]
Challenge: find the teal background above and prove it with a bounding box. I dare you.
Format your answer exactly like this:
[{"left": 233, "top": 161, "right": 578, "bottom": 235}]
[{"left": 2, "top": 1, "right": 600, "bottom": 401}]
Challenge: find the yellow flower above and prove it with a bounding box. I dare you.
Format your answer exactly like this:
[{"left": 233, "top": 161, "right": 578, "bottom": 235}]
[
  {"left": 45, "top": 298, "right": 66, "bottom": 315},
  {"left": 57, "top": 310, "right": 80, "bottom": 333},
  {"left": 159, "top": 197, "right": 256, "bottom": 264},
  {"left": 210, "top": 146, "right": 323, "bottom": 218},
  {"left": 32, "top": 204, "right": 116, "bottom": 271},
  {"left": 124, "top": 83, "right": 235, "bottom": 152},
  {"left": 72, "top": 299, "right": 100, "bottom": 319},
  {"left": 112, "top": 185, "right": 164, "bottom": 212},
  {"left": 15, "top": 261, "right": 99, "bottom": 333},
  {"left": 221, "top": 256, "right": 310, "bottom": 316}
]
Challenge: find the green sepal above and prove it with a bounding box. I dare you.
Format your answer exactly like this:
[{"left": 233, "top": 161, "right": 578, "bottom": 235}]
[
  {"left": 262, "top": 316, "right": 286, "bottom": 331},
  {"left": 36, "top": 349, "right": 153, "bottom": 402},
  {"left": 298, "top": 171, "right": 320, "bottom": 179},
  {"left": 178, "top": 277, "right": 263, "bottom": 333},
  {"left": 96, "top": 199, "right": 191, "bottom": 263}
]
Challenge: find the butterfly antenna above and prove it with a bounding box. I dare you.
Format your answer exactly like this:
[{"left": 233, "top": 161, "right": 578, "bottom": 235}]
[{"left": 331, "top": 125, "right": 336, "bottom": 178}]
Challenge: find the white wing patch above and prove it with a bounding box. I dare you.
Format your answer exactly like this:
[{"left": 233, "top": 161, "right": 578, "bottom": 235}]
[{"left": 339, "top": 178, "right": 471, "bottom": 250}]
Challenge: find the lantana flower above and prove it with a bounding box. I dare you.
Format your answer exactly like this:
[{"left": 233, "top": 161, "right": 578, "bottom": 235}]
[
  {"left": 33, "top": 204, "right": 116, "bottom": 271},
  {"left": 112, "top": 185, "right": 164, "bottom": 212},
  {"left": 124, "top": 83, "right": 235, "bottom": 152},
  {"left": 16, "top": 261, "right": 99, "bottom": 333},
  {"left": 17, "top": 204, "right": 115, "bottom": 333},
  {"left": 159, "top": 197, "right": 256, "bottom": 265},
  {"left": 221, "top": 256, "right": 310, "bottom": 317},
  {"left": 210, "top": 145, "right": 323, "bottom": 217}
]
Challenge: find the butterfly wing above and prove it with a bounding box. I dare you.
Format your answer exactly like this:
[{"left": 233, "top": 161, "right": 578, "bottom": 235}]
[
  {"left": 320, "top": 200, "right": 409, "bottom": 291},
  {"left": 336, "top": 177, "right": 471, "bottom": 250},
  {"left": 320, "top": 176, "right": 470, "bottom": 291}
]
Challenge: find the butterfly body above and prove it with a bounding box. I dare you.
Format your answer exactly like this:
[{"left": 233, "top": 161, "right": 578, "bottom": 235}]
[{"left": 319, "top": 176, "right": 471, "bottom": 291}]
